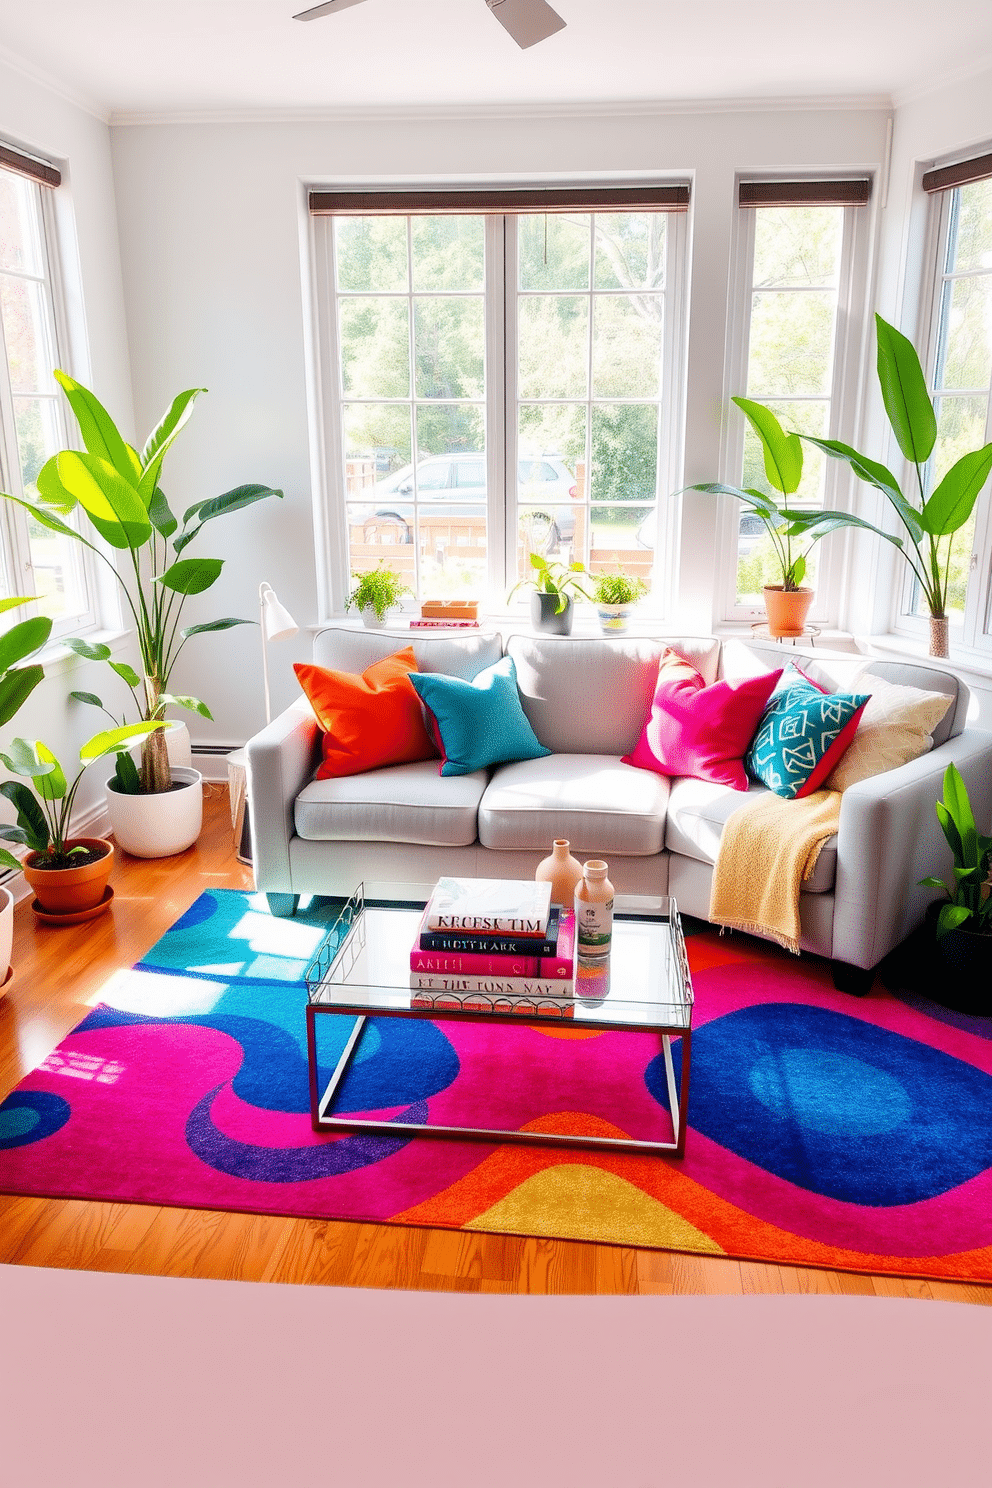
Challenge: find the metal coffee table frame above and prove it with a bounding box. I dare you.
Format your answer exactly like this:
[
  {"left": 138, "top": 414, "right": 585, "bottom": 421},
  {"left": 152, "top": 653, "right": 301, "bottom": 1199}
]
[{"left": 304, "top": 884, "right": 693, "bottom": 1158}]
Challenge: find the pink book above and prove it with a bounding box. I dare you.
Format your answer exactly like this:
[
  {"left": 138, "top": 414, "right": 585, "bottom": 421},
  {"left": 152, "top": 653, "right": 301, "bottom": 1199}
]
[{"left": 410, "top": 908, "right": 575, "bottom": 980}]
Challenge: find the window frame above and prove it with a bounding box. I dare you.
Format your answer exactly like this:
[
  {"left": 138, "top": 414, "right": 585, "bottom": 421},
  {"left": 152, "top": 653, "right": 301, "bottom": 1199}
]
[
  {"left": 718, "top": 181, "right": 875, "bottom": 628},
  {"left": 306, "top": 183, "right": 690, "bottom": 622},
  {"left": 892, "top": 163, "right": 992, "bottom": 657},
  {"left": 0, "top": 156, "right": 99, "bottom": 640}
]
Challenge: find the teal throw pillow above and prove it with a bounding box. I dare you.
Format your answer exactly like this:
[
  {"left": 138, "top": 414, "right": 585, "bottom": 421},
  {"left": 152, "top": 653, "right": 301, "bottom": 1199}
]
[
  {"left": 745, "top": 665, "right": 870, "bottom": 799},
  {"left": 409, "top": 655, "right": 551, "bottom": 777}
]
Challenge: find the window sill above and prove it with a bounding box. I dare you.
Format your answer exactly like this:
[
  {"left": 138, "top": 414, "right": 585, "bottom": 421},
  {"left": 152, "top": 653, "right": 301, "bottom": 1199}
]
[
  {"left": 857, "top": 631, "right": 992, "bottom": 688},
  {"left": 35, "top": 628, "right": 132, "bottom": 676}
]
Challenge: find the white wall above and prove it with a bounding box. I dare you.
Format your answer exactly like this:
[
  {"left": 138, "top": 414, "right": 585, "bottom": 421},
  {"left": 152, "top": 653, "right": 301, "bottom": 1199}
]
[
  {"left": 0, "top": 56, "right": 138, "bottom": 834},
  {"left": 109, "top": 103, "right": 891, "bottom": 744}
]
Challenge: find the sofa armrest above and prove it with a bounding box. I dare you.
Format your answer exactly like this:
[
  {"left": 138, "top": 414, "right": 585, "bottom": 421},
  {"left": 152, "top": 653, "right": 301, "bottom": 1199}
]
[
  {"left": 831, "top": 728, "right": 992, "bottom": 970},
  {"left": 245, "top": 700, "right": 320, "bottom": 891}
]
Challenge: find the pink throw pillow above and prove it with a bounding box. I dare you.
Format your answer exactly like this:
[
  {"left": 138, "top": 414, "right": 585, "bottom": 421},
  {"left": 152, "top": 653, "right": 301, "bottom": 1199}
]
[{"left": 622, "top": 649, "right": 783, "bottom": 791}]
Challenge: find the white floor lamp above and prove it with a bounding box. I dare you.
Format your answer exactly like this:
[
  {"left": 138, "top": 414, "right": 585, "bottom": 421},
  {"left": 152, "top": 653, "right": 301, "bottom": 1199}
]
[{"left": 229, "top": 583, "right": 300, "bottom": 865}]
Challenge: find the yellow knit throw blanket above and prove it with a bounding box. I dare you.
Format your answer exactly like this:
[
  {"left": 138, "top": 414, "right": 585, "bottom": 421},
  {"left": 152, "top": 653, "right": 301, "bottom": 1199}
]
[{"left": 708, "top": 788, "right": 843, "bottom": 955}]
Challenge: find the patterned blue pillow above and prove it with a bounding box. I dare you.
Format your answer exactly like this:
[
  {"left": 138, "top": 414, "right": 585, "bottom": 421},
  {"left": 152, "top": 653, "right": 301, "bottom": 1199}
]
[
  {"left": 409, "top": 655, "right": 551, "bottom": 777},
  {"left": 745, "top": 666, "right": 869, "bottom": 799}
]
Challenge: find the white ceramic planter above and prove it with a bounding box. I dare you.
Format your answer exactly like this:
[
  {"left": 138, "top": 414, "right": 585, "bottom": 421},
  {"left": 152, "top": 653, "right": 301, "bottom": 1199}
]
[
  {"left": 596, "top": 602, "right": 636, "bottom": 634},
  {"left": 105, "top": 765, "right": 203, "bottom": 859},
  {"left": 0, "top": 885, "right": 13, "bottom": 993}
]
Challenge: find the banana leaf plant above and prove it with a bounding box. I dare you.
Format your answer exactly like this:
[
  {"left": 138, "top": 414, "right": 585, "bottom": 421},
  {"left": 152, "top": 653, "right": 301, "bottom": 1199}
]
[
  {"left": 801, "top": 314, "right": 992, "bottom": 620},
  {"left": 687, "top": 397, "right": 903, "bottom": 590},
  {"left": 0, "top": 370, "right": 283, "bottom": 794},
  {"left": 919, "top": 763, "right": 992, "bottom": 940},
  {"left": 0, "top": 596, "right": 53, "bottom": 727},
  {"left": 0, "top": 722, "right": 163, "bottom": 870}
]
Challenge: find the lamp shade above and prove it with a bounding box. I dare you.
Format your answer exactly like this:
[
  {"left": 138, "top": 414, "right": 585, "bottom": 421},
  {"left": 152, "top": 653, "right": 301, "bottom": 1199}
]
[{"left": 260, "top": 583, "right": 299, "bottom": 644}]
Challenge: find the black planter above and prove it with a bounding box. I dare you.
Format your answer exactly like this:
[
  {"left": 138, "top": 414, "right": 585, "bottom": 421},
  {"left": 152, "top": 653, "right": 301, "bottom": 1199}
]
[
  {"left": 924, "top": 902, "right": 992, "bottom": 1015},
  {"left": 530, "top": 591, "right": 573, "bottom": 635}
]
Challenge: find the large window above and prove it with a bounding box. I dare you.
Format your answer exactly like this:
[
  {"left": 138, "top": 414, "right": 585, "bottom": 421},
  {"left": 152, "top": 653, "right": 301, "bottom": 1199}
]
[
  {"left": 0, "top": 150, "right": 93, "bottom": 637},
  {"left": 911, "top": 154, "right": 992, "bottom": 653},
  {"left": 310, "top": 186, "right": 688, "bottom": 614},
  {"left": 723, "top": 180, "right": 872, "bottom": 624}
]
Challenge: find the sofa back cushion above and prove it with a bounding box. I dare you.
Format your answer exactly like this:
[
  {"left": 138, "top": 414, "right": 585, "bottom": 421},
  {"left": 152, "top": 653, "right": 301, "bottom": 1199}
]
[
  {"left": 504, "top": 634, "right": 722, "bottom": 755},
  {"left": 313, "top": 625, "right": 503, "bottom": 680},
  {"left": 719, "top": 637, "right": 965, "bottom": 747}
]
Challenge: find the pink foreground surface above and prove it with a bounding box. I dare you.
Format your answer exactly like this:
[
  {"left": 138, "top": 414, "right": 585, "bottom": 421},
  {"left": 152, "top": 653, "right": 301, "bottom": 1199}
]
[{"left": 1, "top": 1264, "right": 990, "bottom": 1488}]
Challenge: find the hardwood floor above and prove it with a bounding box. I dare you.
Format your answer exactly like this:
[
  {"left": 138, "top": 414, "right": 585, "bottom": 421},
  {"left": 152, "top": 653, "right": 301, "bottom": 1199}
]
[{"left": 2, "top": 784, "right": 990, "bottom": 1304}]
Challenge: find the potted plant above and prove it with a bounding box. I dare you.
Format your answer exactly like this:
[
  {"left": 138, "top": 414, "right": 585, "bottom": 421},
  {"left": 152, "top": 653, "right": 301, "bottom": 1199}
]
[
  {"left": 917, "top": 762, "right": 991, "bottom": 1013},
  {"left": 591, "top": 568, "right": 649, "bottom": 634},
  {"left": 508, "top": 553, "right": 594, "bottom": 635},
  {"left": 346, "top": 564, "right": 412, "bottom": 627},
  {"left": 688, "top": 398, "right": 900, "bottom": 638},
  {"left": 799, "top": 315, "right": 992, "bottom": 658},
  {"left": 0, "top": 595, "right": 55, "bottom": 982},
  {"left": 0, "top": 370, "right": 282, "bottom": 856},
  {"left": 0, "top": 722, "right": 162, "bottom": 921}
]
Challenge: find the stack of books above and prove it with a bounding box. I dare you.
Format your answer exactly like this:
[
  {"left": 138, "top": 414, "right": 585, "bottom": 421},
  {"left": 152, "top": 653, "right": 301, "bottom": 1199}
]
[
  {"left": 409, "top": 876, "right": 576, "bottom": 1017},
  {"left": 410, "top": 600, "right": 481, "bottom": 629}
]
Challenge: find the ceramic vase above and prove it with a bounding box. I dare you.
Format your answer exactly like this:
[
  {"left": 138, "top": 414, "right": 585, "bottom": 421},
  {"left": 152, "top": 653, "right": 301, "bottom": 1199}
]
[
  {"left": 929, "top": 615, "right": 950, "bottom": 659},
  {"left": 535, "top": 839, "right": 584, "bottom": 906},
  {"left": 530, "top": 592, "right": 573, "bottom": 636},
  {"left": 596, "top": 602, "right": 636, "bottom": 634}
]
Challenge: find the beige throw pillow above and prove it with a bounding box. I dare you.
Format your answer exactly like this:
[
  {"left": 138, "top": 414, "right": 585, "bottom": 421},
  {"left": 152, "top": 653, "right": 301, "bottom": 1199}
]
[{"left": 824, "top": 675, "right": 954, "bottom": 792}]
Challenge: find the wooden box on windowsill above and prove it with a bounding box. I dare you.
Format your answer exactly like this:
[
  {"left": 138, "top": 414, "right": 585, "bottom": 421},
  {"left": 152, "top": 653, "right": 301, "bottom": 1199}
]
[{"left": 420, "top": 600, "right": 479, "bottom": 620}]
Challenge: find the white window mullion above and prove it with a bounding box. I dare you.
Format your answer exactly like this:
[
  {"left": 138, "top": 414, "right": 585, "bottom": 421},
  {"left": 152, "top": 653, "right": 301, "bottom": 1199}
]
[{"left": 489, "top": 213, "right": 510, "bottom": 602}]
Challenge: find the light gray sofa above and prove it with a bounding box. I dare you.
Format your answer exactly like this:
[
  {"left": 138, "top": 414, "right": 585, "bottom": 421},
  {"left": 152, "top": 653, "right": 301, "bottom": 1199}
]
[{"left": 245, "top": 625, "right": 992, "bottom": 992}]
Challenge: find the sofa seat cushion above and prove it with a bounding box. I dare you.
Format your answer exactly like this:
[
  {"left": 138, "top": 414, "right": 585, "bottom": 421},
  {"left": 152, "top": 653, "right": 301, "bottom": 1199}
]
[
  {"left": 294, "top": 760, "right": 487, "bottom": 846},
  {"left": 665, "top": 776, "right": 837, "bottom": 893},
  {"left": 478, "top": 754, "right": 670, "bottom": 855}
]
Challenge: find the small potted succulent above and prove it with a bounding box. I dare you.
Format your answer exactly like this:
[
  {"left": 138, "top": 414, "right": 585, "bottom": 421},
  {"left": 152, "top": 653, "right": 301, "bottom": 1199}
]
[
  {"left": 591, "top": 568, "right": 649, "bottom": 634},
  {"left": 918, "top": 762, "right": 991, "bottom": 1013},
  {"left": 0, "top": 722, "right": 162, "bottom": 920},
  {"left": 508, "top": 553, "right": 594, "bottom": 636},
  {"left": 346, "top": 563, "right": 412, "bottom": 627}
]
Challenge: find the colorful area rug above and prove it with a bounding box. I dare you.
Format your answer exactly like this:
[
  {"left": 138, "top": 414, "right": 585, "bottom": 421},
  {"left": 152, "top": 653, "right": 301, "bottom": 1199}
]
[{"left": 2, "top": 888, "right": 992, "bottom": 1282}]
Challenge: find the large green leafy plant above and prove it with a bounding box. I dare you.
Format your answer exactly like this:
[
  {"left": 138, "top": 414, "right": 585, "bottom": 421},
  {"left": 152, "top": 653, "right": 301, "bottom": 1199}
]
[
  {"left": 802, "top": 314, "right": 992, "bottom": 620},
  {"left": 919, "top": 763, "right": 992, "bottom": 940},
  {"left": 0, "top": 597, "right": 52, "bottom": 727},
  {"left": 0, "top": 371, "right": 282, "bottom": 794},
  {"left": 689, "top": 397, "right": 899, "bottom": 591}
]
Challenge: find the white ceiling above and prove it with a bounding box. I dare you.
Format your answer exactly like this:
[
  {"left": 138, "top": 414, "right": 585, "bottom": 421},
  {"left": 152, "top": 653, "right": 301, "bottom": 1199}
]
[{"left": 1, "top": 0, "right": 992, "bottom": 121}]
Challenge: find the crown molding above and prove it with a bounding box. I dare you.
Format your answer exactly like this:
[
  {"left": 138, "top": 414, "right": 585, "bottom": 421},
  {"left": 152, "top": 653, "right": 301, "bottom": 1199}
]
[
  {"left": 0, "top": 42, "right": 109, "bottom": 123},
  {"left": 108, "top": 92, "right": 894, "bottom": 129},
  {"left": 890, "top": 48, "right": 992, "bottom": 108}
]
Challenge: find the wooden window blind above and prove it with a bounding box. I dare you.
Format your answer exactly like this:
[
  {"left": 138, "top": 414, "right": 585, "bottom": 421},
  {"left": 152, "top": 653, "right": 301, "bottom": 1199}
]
[
  {"left": 921, "top": 152, "right": 992, "bottom": 194},
  {"left": 309, "top": 184, "right": 690, "bottom": 215},
  {"left": 0, "top": 142, "right": 61, "bottom": 189},
  {"left": 738, "top": 179, "right": 871, "bottom": 207}
]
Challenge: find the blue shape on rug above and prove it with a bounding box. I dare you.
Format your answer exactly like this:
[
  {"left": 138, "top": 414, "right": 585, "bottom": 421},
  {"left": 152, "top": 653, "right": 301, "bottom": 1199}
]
[
  {"left": 647, "top": 1003, "right": 992, "bottom": 1205},
  {"left": 0, "top": 1090, "right": 72, "bottom": 1149}
]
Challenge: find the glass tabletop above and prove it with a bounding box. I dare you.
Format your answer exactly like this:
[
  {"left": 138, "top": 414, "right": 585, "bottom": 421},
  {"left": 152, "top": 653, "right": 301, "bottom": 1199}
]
[{"left": 305, "top": 883, "right": 693, "bottom": 1031}]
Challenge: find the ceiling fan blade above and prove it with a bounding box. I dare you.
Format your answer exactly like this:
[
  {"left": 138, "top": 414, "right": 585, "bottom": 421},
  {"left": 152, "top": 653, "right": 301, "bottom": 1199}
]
[
  {"left": 293, "top": 0, "right": 370, "bottom": 20},
  {"left": 485, "top": 0, "right": 566, "bottom": 48}
]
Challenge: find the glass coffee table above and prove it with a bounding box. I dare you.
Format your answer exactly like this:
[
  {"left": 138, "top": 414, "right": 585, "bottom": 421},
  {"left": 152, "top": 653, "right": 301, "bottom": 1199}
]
[{"left": 304, "top": 883, "right": 694, "bottom": 1157}]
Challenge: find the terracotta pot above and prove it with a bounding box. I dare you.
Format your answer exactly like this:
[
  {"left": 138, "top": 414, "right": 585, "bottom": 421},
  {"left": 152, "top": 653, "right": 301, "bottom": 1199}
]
[
  {"left": 763, "top": 585, "right": 815, "bottom": 638},
  {"left": 23, "top": 837, "right": 114, "bottom": 917}
]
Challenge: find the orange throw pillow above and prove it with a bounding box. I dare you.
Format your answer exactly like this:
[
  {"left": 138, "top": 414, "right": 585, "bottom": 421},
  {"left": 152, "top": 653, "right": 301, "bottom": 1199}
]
[{"left": 294, "top": 646, "right": 438, "bottom": 779}]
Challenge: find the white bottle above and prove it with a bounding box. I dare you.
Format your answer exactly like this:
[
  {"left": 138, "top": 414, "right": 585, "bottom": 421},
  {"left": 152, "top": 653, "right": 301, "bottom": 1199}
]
[{"left": 575, "top": 860, "right": 614, "bottom": 959}]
